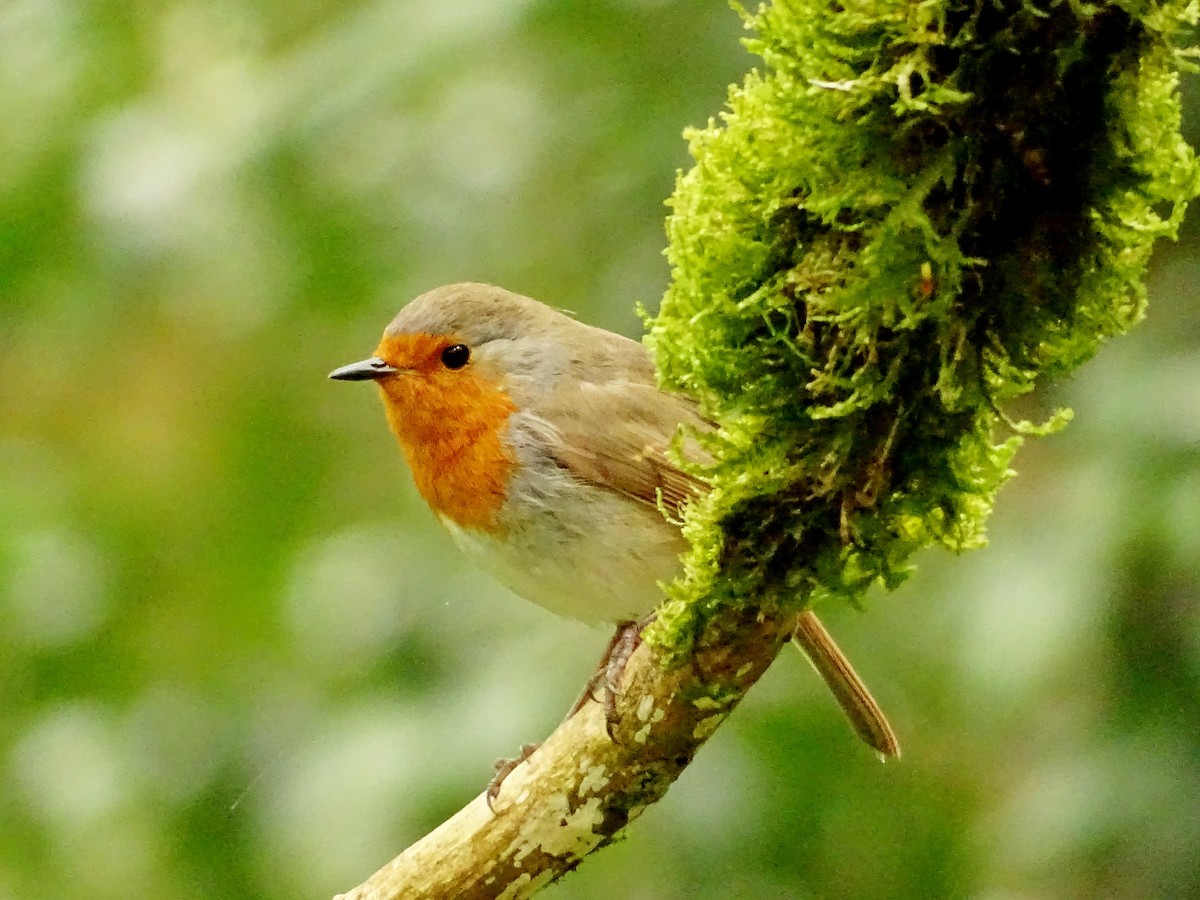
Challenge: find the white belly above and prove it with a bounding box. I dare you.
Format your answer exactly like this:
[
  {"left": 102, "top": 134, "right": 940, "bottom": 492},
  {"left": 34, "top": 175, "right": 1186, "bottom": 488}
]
[{"left": 439, "top": 486, "right": 685, "bottom": 624}]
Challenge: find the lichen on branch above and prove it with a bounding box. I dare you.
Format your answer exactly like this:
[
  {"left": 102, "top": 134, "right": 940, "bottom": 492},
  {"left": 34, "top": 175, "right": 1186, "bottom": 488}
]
[{"left": 646, "top": 0, "right": 1200, "bottom": 656}]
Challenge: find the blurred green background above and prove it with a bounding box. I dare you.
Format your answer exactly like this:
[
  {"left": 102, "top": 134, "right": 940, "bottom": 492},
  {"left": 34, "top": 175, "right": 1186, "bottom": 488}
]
[{"left": 2, "top": 2, "right": 1198, "bottom": 898}]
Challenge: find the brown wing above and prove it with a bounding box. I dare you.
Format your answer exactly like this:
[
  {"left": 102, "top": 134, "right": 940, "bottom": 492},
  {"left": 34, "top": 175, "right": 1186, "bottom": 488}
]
[{"left": 540, "top": 379, "right": 711, "bottom": 517}]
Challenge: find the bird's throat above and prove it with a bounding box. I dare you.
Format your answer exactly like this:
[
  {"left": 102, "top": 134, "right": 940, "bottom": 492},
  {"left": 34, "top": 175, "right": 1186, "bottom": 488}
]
[{"left": 378, "top": 374, "right": 517, "bottom": 533}]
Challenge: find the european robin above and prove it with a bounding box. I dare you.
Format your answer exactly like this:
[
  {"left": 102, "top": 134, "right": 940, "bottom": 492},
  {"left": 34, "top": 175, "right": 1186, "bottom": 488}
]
[{"left": 331, "top": 283, "right": 897, "bottom": 798}]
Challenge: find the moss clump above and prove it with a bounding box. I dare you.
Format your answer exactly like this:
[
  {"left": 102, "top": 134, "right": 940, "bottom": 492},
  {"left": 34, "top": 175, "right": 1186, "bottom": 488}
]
[{"left": 646, "top": 0, "right": 1199, "bottom": 657}]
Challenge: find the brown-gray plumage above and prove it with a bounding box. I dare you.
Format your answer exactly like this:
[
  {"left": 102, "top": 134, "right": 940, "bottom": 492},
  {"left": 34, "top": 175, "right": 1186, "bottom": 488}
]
[{"left": 335, "top": 282, "right": 898, "bottom": 761}]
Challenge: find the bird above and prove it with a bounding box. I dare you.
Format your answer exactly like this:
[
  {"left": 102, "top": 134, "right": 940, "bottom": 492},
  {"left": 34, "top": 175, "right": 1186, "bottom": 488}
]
[{"left": 330, "top": 282, "right": 898, "bottom": 800}]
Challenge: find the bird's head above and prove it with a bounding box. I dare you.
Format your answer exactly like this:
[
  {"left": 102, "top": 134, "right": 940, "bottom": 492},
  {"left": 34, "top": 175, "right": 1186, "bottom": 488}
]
[{"left": 329, "top": 282, "right": 568, "bottom": 530}]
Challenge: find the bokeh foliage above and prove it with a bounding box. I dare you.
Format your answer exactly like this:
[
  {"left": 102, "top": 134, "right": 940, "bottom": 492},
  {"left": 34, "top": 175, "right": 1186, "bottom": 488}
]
[{"left": 1, "top": 2, "right": 1198, "bottom": 899}]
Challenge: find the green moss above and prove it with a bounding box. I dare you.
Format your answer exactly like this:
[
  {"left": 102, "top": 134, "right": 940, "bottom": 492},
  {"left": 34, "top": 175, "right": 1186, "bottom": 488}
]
[{"left": 646, "top": 0, "right": 1199, "bottom": 658}]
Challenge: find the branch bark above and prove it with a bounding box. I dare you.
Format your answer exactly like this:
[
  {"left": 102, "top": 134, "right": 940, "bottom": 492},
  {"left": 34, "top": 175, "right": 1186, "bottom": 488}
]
[{"left": 334, "top": 610, "right": 791, "bottom": 900}]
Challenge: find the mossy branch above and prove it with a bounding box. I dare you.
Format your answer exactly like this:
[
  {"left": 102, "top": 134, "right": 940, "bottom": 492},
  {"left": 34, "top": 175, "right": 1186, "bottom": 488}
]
[
  {"left": 645, "top": 0, "right": 1200, "bottom": 658},
  {"left": 336, "top": 1, "right": 1197, "bottom": 897}
]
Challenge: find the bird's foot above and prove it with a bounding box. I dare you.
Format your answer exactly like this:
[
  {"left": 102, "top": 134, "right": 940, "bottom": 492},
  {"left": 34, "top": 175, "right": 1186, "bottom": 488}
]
[
  {"left": 486, "top": 742, "right": 541, "bottom": 812},
  {"left": 485, "top": 615, "right": 652, "bottom": 811},
  {"left": 566, "top": 616, "right": 650, "bottom": 740}
]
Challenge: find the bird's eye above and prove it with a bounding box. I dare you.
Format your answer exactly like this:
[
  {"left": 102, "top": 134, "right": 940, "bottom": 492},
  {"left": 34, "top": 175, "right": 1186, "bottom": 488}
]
[{"left": 440, "top": 344, "right": 470, "bottom": 370}]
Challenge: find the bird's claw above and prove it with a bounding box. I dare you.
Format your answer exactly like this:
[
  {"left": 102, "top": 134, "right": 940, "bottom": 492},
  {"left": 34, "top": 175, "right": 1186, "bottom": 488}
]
[
  {"left": 486, "top": 616, "right": 651, "bottom": 810},
  {"left": 486, "top": 742, "right": 541, "bottom": 812},
  {"left": 601, "top": 621, "right": 643, "bottom": 741}
]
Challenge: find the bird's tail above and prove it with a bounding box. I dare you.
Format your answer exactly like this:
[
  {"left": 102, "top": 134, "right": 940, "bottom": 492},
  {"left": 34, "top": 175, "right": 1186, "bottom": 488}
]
[{"left": 791, "top": 610, "right": 900, "bottom": 759}]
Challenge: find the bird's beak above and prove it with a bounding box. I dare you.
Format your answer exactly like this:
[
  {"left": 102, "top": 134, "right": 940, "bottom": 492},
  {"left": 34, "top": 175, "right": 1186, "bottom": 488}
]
[{"left": 328, "top": 356, "right": 400, "bottom": 381}]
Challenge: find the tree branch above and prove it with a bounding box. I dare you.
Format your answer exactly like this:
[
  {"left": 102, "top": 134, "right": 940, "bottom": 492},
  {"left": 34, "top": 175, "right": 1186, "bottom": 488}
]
[
  {"left": 334, "top": 0, "right": 1198, "bottom": 896},
  {"left": 334, "top": 611, "right": 791, "bottom": 900}
]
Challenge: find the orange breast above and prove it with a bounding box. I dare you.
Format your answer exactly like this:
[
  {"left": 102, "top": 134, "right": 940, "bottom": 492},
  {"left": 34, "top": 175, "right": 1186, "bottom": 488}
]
[{"left": 374, "top": 334, "right": 518, "bottom": 533}]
